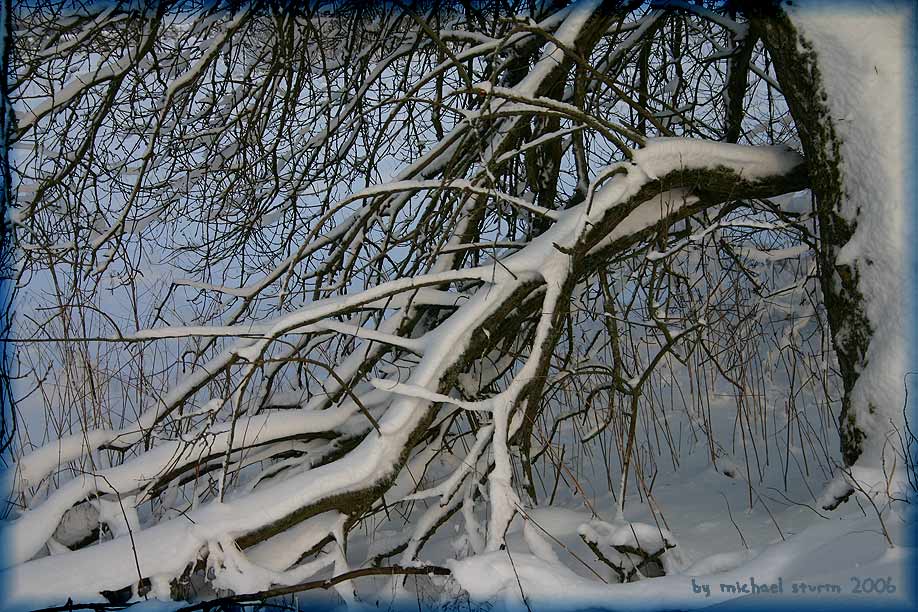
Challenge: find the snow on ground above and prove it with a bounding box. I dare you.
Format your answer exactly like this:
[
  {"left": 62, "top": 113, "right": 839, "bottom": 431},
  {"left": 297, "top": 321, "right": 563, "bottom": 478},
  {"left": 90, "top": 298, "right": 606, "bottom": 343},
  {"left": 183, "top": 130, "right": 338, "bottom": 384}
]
[
  {"left": 29, "top": 442, "right": 908, "bottom": 612},
  {"left": 445, "top": 459, "right": 913, "bottom": 611},
  {"left": 434, "top": 3, "right": 918, "bottom": 608},
  {"left": 253, "top": 388, "right": 912, "bottom": 612}
]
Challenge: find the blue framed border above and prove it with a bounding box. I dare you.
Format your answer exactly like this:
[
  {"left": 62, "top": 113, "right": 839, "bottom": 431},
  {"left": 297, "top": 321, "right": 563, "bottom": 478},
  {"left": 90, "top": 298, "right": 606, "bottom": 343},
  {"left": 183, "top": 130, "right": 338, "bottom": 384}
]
[{"left": 0, "top": 1, "right": 914, "bottom": 611}]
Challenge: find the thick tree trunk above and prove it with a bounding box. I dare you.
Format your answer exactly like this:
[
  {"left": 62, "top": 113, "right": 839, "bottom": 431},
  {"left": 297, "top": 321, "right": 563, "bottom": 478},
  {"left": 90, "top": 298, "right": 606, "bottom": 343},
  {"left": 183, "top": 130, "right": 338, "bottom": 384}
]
[{"left": 753, "top": 9, "right": 905, "bottom": 467}]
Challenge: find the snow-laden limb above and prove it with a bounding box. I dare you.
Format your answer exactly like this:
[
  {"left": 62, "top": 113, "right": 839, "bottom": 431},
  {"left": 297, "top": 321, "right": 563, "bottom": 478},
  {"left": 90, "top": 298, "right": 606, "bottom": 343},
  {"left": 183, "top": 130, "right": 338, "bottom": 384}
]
[
  {"left": 370, "top": 379, "right": 491, "bottom": 412},
  {"left": 12, "top": 339, "right": 256, "bottom": 494},
  {"left": 4, "top": 407, "right": 361, "bottom": 567},
  {"left": 13, "top": 270, "right": 482, "bottom": 496},
  {"left": 136, "top": 268, "right": 494, "bottom": 342},
  {"left": 2, "top": 278, "right": 532, "bottom": 602},
  {"left": 14, "top": 23, "right": 157, "bottom": 136},
  {"left": 2, "top": 137, "right": 808, "bottom": 604},
  {"left": 630, "top": 138, "right": 805, "bottom": 183}
]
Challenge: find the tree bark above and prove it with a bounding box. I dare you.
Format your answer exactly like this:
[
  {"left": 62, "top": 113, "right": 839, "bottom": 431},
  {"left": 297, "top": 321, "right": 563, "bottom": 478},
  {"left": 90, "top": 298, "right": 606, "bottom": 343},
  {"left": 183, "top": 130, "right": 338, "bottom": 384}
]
[{"left": 753, "top": 14, "right": 872, "bottom": 466}]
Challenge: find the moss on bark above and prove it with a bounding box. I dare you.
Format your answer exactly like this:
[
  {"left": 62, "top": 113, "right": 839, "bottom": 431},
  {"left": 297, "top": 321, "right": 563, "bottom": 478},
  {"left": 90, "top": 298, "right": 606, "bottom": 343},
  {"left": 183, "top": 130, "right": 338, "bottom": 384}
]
[{"left": 753, "top": 14, "right": 872, "bottom": 466}]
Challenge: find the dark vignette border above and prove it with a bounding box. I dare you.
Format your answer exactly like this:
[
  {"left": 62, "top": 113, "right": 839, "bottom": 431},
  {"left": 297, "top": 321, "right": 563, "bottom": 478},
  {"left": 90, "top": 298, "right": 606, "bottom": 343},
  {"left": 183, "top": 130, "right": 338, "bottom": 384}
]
[{"left": 0, "top": 1, "right": 914, "bottom": 611}]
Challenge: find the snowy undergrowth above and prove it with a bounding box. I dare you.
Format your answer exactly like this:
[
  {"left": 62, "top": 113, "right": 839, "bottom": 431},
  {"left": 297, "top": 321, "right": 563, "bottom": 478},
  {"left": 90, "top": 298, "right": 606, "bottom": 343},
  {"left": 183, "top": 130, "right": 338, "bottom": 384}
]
[
  {"left": 383, "top": 407, "right": 912, "bottom": 612},
  {"left": 106, "top": 426, "right": 915, "bottom": 612}
]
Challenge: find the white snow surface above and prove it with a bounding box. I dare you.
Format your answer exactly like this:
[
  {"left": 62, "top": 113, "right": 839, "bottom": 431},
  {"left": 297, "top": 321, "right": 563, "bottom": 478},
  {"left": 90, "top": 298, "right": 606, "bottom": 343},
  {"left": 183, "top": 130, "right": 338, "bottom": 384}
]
[{"left": 449, "top": 514, "right": 910, "bottom": 610}]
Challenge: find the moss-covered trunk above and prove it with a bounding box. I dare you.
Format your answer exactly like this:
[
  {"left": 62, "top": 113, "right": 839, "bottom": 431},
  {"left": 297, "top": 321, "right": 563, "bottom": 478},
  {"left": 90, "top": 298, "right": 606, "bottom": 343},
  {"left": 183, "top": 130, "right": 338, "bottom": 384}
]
[{"left": 753, "top": 14, "right": 872, "bottom": 466}]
